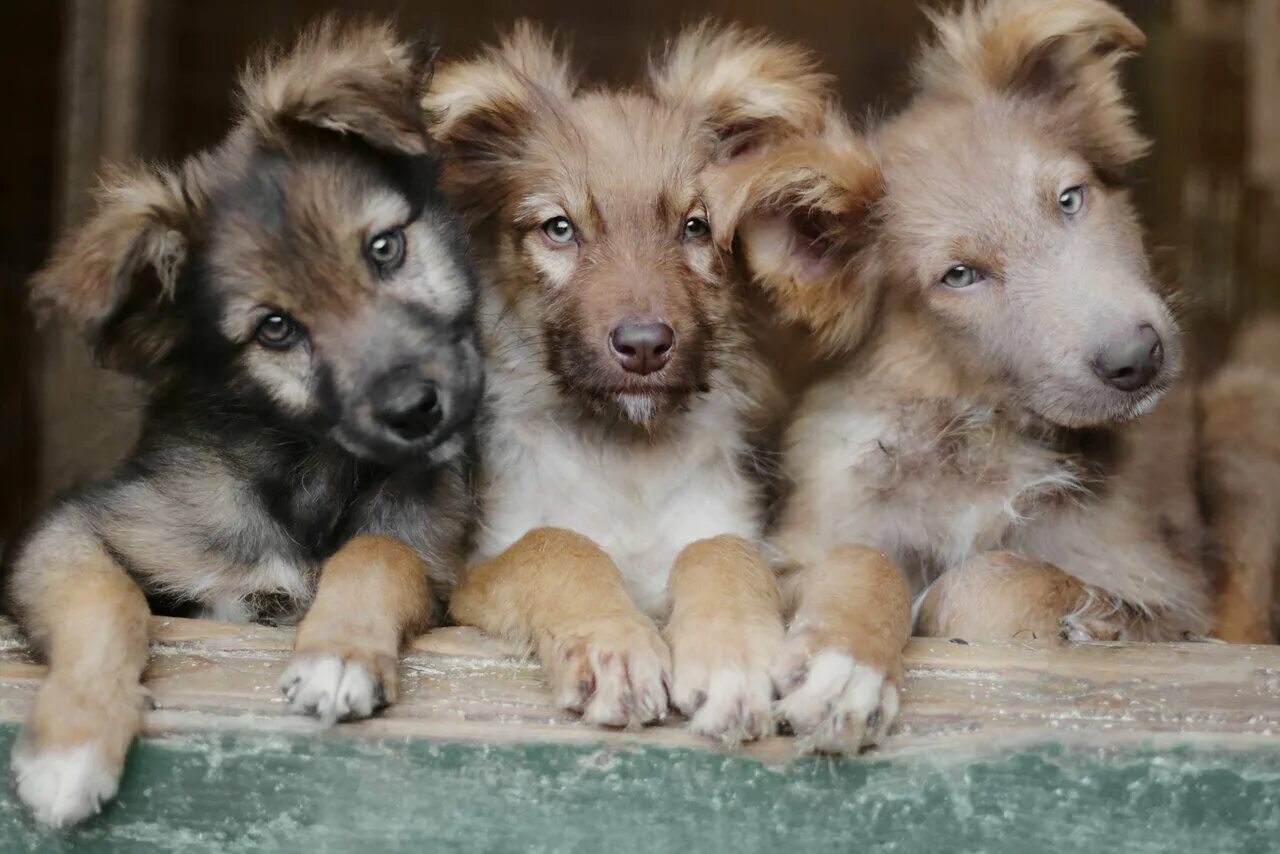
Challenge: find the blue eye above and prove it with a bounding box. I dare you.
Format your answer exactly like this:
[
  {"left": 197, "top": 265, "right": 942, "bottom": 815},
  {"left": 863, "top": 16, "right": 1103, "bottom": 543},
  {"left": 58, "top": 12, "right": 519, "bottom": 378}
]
[
  {"left": 683, "top": 217, "right": 711, "bottom": 240},
  {"left": 542, "top": 216, "right": 576, "bottom": 245},
  {"left": 1058, "top": 186, "right": 1085, "bottom": 215},
  {"left": 367, "top": 228, "right": 406, "bottom": 272},
  {"left": 941, "top": 265, "right": 981, "bottom": 289}
]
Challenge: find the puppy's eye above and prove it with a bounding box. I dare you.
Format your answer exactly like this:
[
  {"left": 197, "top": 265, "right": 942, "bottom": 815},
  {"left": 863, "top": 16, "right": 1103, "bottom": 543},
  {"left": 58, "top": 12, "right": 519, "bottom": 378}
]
[
  {"left": 541, "top": 216, "right": 576, "bottom": 246},
  {"left": 255, "top": 313, "right": 303, "bottom": 350},
  {"left": 683, "top": 217, "right": 711, "bottom": 241},
  {"left": 940, "top": 265, "right": 982, "bottom": 289},
  {"left": 1058, "top": 186, "right": 1085, "bottom": 215},
  {"left": 367, "top": 227, "right": 406, "bottom": 273}
]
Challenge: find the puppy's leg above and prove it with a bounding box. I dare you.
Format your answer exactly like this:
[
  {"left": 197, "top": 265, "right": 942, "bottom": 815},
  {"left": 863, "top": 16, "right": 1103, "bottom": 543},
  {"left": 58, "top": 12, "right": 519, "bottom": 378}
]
[
  {"left": 665, "top": 536, "right": 783, "bottom": 744},
  {"left": 772, "top": 546, "right": 911, "bottom": 754},
  {"left": 281, "top": 535, "right": 432, "bottom": 725},
  {"left": 451, "top": 528, "right": 670, "bottom": 728},
  {"left": 7, "top": 517, "right": 150, "bottom": 827},
  {"left": 917, "top": 552, "right": 1134, "bottom": 642}
]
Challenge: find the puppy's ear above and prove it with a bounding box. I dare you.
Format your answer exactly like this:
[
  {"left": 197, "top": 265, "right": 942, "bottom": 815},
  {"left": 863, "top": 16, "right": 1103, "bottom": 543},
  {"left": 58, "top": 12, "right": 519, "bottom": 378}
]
[
  {"left": 651, "top": 21, "right": 832, "bottom": 161},
  {"left": 706, "top": 116, "right": 885, "bottom": 353},
  {"left": 241, "top": 17, "right": 435, "bottom": 156},
  {"left": 30, "top": 166, "right": 199, "bottom": 376},
  {"left": 916, "top": 0, "right": 1147, "bottom": 170},
  {"left": 423, "top": 21, "right": 575, "bottom": 219}
]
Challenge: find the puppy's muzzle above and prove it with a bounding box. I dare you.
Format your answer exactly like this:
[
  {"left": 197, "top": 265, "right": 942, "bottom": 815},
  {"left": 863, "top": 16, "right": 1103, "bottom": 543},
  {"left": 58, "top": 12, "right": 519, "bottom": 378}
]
[{"left": 371, "top": 367, "right": 443, "bottom": 442}]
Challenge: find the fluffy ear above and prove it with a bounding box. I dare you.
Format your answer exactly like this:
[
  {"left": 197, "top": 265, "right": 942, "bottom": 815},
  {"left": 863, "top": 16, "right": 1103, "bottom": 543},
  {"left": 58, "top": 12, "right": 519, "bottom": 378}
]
[
  {"left": 423, "top": 21, "right": 575, "bottom": 219},
  {"left": 240, "top": 17, "right": 435, "bottom": 156},
  {"left": 915, "top": 0, "right": 1147, "bottom": 169},
  {"left": 651, "top": 21, "right": 832, "bottom": 161},
  {"left": 706, "top": 116, "right": 885, "bottom": 353},
  {"left": 29, "top": 166, "right": 198, "bottom": 376}
]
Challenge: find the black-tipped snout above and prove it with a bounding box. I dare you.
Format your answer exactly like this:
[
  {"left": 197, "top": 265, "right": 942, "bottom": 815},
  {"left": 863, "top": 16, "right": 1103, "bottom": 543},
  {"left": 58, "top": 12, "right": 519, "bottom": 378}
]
[
  {"left": 609, "top": 321, "right": 675, "bottom": 376},
  {"left": 372, "top": 367, "right": 443, "bottom": 442},
  {"left": 1092, "top": 324, "right": 1164, "bottom": 392}
]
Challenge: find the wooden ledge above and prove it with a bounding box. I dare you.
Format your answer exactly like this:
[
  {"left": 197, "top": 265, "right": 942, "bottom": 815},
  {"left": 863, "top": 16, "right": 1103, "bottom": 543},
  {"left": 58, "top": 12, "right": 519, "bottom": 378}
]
[{"left": 1, "top": 617, "right": 1278, "bottom": 760}]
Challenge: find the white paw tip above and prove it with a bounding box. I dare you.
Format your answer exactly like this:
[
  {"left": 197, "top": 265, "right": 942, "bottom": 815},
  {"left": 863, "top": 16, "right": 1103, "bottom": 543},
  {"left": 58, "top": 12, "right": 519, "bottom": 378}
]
[
  {"left": 13, "top": 743, "right": 120, "bottom": 828},
  {"left": 279, "top": 655, "right": 382, "bottom": 725}
]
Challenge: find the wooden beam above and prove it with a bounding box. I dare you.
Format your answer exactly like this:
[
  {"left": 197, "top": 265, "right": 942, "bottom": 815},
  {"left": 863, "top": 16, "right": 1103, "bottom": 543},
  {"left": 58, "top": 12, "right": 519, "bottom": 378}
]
[{"left": 2, "top": 617, "right": 1277, "bottom": 760}]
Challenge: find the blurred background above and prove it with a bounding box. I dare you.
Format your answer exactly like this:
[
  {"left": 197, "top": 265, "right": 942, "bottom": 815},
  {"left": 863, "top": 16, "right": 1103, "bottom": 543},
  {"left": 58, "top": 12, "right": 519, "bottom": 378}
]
[{"left": 0, "top": 0, "right": 1275, "bottom": 542}]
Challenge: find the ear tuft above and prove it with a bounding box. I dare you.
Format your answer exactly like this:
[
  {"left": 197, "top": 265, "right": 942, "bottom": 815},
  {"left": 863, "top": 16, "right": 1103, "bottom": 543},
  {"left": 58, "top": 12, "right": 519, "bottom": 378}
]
[
  {"left": 239, "top": 16, "right": 434, "bottom": 156},
  {"left": 424, "top": 21, "right": 576, "bottom": 220},
  {"left": 30, "top": 165, "right": 197, "bottom": 375},
  {"left": 651, "top": 21, "right": 832, "bottom": 161},
  {"left": 706, "top": 114, "right": 885, "bottom": 353},
  {"left": 915, "top": 0, "right": 1147, "bottom": 167}
]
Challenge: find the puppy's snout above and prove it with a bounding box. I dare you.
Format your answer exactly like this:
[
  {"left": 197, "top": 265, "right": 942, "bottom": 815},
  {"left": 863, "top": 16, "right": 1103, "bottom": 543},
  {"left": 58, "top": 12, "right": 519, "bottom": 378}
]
[
  {"left": 1092, "top": 323, "right": 1164, "bottom": 392},
  {"left": 609, "top": 321, "right": 675, "bottom": 376},
  {"left": 372, "top": 367, "right": 443, "bottom": 442}
]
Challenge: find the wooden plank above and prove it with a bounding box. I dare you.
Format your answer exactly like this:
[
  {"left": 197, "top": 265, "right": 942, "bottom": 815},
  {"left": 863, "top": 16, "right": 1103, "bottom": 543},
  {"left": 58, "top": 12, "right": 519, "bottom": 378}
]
[{"left": 1, "top": 617, "right": 1278, "bottom": 761}]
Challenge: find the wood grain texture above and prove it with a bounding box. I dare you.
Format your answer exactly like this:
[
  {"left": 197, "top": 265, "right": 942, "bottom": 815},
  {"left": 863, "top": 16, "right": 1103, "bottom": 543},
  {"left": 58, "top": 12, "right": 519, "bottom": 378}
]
[{"left": 2, "top": 617, "right": 1278, "bottom": 761}]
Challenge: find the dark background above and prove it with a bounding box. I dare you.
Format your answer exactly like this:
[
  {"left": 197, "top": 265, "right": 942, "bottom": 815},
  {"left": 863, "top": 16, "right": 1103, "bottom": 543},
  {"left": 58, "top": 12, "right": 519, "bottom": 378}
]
[{"left": 1, "top": 0, "right": 1275, "bottom": 541}]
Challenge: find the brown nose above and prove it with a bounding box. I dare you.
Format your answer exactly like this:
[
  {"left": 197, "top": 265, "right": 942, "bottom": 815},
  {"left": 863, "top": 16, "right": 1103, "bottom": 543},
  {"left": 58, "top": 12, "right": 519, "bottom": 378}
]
[
  {"left": 609, "top": 321, "right": 675, "bottom": 376},
  {"left": 1092, "top": 323, "right": 1164, "bottom": 392}
]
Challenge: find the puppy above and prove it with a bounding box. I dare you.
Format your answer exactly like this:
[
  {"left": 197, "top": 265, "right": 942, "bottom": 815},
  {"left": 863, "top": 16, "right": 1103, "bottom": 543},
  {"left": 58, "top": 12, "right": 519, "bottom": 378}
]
[
  {"left": 1, "top": 21, "right": 482, "bottom": 826},
  {"left": 714, "top": 0, "right": 1210, "bottom": 753},
  {"left": 424, "top": 23, "right": 828, "bottom": 741}
]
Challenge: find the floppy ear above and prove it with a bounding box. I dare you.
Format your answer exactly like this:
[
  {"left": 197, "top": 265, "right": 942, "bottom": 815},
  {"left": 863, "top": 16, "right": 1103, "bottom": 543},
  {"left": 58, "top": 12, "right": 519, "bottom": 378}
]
[
  {"left": 30, "top": 166, "right": 199, "bottom": 376},
  {"left": 915, "top": 0, "right": 1147, "bottom": 170},
  {"left": 422, "top": 21, "right": 575, "bottom": 220},
  {"left": 240, "top": 17, "right": 435, "bottom": 156},
  {"left": 706, "top": 116, "right": 885, "bottom": 353},
  {"left": 651, "top": 21, "right": 832, "bottom": 161}
]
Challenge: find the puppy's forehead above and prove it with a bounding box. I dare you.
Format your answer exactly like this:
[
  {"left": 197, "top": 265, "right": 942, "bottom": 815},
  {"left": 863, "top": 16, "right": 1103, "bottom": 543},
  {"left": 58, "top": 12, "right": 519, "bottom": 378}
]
[
  {"left": 535, "top": 92, "right": 707, "bottom": 208},
  {"left": 208, "top": 151, "right": 410, "bottom": 315}
]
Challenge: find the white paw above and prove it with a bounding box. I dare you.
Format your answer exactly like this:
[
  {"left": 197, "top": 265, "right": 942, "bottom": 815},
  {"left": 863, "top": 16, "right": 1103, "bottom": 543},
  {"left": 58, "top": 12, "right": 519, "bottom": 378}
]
[
  {"left": 548, "top": 622, "right": 671, "bottom": 728},
  {"left": 774, "top": 649, "right": 898, "bottom": 754},
  {"left": 673, "top": 664, "right": 774, "bottom": 744},
  {"left": 279, "top": 654, "right": 385, "bottom": 725},
  {"left": 12, "top": 742, "right": 120, "bottom": 828}
]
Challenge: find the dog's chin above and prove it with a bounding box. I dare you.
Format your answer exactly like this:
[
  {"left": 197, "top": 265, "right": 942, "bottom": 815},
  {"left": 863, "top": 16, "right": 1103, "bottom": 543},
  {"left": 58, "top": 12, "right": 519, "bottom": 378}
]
[
  {"left": 330, "top": 425, "right": 465, "bottom": 470},
  {"left": 1021, "top": 379, "right": 1171, "bottom": 429}
]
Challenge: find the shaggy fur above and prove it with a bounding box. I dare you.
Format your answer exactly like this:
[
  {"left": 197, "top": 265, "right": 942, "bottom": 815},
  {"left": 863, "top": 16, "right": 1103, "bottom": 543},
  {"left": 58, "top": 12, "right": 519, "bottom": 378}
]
[
  {"left": 713, "top": 0, "right": 1211, "bottom": 753},
  {"left": 2, "top": 20, "right": 482, "bottom": 826},
  {"left": 427, "top": 22, "right": 828, "bottom": 741}
]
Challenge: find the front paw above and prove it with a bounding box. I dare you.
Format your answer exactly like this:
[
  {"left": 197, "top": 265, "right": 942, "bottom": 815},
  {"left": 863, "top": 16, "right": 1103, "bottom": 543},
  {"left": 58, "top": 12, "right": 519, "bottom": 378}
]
[
  {"left": 279, "top": 650, "right": 393, "bottom": 725},
  {"left": 545, "top": 616, "right": 672, "bottom": 728},
  {"left": 669, "top": 623, "right": 779, "bottom": 745},
  {"left": 771, "top": 633, "right": 899, "bottom": 755},
  {"left": 12, "top": 677, "right": 146, "bottom": 827}
]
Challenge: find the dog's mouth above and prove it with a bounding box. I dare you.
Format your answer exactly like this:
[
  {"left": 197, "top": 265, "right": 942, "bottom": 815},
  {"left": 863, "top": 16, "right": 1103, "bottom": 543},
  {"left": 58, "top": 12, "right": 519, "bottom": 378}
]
[{"left": 1021, "top": 375, "right": 1175, "bottom": 429}]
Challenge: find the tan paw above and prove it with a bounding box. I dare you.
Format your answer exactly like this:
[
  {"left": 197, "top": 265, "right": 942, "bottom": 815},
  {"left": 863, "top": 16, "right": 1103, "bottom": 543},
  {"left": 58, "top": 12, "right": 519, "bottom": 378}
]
[
  {"left": 771, "top": 634, "right": 899, "bottom": 754},
  {"left": 1059, "top": 594, "right": 1135, "bottom": 642},
  {"left": 669, "top": 622, "right": 780, "bottom": 745},
  {"left": 546, "top": 616, "right": 672, "bottom": 728},
  {"left": 12, "top": 677, "right": 146, "bottom": 827},
  {"left": 280, "top": 648, "right": 395, "bottom": 725}
]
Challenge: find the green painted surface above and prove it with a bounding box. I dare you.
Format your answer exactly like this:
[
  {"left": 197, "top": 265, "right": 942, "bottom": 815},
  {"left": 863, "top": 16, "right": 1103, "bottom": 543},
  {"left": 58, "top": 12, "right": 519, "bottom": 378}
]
[{"left": 1, "top": 725, "right": 1278, "bottom": 853}]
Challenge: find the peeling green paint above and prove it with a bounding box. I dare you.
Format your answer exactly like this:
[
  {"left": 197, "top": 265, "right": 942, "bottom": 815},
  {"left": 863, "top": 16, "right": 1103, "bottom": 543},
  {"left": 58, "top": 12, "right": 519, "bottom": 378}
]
[{"left": 2, "top": 725, "right": 1278, "bottom": 853}]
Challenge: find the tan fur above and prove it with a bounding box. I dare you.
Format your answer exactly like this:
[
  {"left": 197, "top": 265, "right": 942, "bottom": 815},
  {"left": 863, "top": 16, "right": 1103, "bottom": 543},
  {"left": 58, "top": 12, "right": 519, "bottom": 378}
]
[
  {"left": 1202, "top": 315, "right": 1280, "bottom": 643},
  {"left": 664, "top": 536, "right": 783, "bottom": 743},
  {"left": 429, "top": 22, "right": 829, "bottom": 741},
  {"left": 290, "top": 536, "right": 434, "bottom": 705},
  {"left": 451, "top": 528, "right": 671, "bottom": 728}
]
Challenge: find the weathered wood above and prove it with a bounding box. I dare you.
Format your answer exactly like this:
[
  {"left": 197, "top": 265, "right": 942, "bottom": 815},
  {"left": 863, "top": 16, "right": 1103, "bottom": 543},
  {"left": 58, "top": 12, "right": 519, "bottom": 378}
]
[{"left": 2, "top": 617, "right": 1277, "bottom": 761}]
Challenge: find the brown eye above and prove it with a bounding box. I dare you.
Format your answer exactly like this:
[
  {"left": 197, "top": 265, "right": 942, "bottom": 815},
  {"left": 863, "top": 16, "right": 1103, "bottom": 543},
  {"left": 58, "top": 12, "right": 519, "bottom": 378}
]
[
  {"left": 683, "top": 217, "right": 711, "bottom": 240},
  {"left": 255, "top": 313, "right": 302, "bottom": 350},
  {"left": 367, "top": 227, "right": 406, "bottom": 273}
]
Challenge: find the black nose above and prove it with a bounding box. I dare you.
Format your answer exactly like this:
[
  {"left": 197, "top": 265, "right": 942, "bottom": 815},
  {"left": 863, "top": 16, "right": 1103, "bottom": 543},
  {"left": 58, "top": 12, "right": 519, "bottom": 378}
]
[
  {"left": 608, "top": 321, "right": 675, "bottom": 376},
  {"left": 372, "top": 372, "right": 442, "bottom": 442},
  {"left": 1093, "top": 324, "right": 1164, "bottom": 392}
]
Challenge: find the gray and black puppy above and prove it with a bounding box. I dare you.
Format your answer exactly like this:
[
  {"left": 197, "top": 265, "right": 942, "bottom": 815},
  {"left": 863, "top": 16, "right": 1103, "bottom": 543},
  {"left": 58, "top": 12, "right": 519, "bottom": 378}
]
[{"left": 2, "top": 20, "right": 481, "bottom": 827}]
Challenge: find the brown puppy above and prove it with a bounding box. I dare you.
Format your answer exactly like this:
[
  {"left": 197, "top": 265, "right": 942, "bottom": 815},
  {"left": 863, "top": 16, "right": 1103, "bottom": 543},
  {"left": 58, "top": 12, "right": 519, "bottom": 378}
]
[
  {"left": 3, "top": 21, "right": 482, "bottom": 825},
  {"left": 425, "top": 23, "right": 828, "bottom": 741},
  {"left": 713, "top": 0, "right": 1210, "bottom": 753}
]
